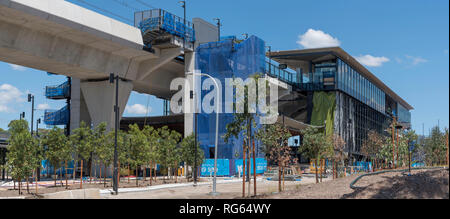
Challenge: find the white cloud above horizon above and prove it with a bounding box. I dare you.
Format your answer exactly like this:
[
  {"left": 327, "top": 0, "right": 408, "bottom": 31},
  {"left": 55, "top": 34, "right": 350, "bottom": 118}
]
[
  {"left": 37, "top": 103, "right": 51, "bottom": 110},
  {"left": 0, "top": 84, "right": 25, "bottom": 113},
  {"left": 125, "top": 104, "right": 152, "bottom": 115},
  {"left": 297, "top": 29, "right": 341, "bottom": 49},
  {"left": 406, "top": 55, "right": 428, "bottom": 65},
  {"left": 355, "top": 55, "right": 390, "bottom": 67},
  {"left": 9, "top": 64, "right": 27, "bottom": 71}
]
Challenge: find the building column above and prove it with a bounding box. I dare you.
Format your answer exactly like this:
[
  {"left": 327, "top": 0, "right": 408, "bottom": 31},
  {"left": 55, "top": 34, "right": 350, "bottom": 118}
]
[
  {"left": 81, "top": 80, "right": 133, "bottom": 130},
  {"left": 70, "top": 78, "right": 91, "bottom": 133}
]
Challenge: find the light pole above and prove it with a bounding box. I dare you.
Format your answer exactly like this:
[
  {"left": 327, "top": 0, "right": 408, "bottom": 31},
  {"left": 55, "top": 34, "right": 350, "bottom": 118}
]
[
  {"left": 28, "top": 94, "right": 35, "bottom": 135},
  {"left": 109, "top": 73, "right": 120, "bottom": 195},
  {"left": 36, "top": 118, "right": 42, "bottom": 181},
  {"left": 213, "top": 18, "right": 221, "bottom": 41},
  {"left": 178, "top": 1, "right": 186, "bottom": 50},
  {"left": 187, "top": 72, "right": 220, "bottom": 195},
  {"left": 266, "top": 46, "right": 272, "bottom": 75},
  {"left": 36, "top": 118, "right": 41, "bottom": 137}
]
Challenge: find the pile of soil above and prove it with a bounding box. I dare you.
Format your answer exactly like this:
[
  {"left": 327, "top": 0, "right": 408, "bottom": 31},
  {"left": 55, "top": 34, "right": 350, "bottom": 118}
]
[{"left": 255, "top": 168, "right": 449, "bottom": 199}]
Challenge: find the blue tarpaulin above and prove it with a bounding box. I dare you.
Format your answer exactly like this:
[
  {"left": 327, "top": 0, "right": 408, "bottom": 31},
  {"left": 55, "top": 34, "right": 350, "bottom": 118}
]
[
  {"left": 234, "top": 158, "right": 267, "bottom": 175},
  {"left": 200, "top": 159, "right": 230, "bottom": 176}
]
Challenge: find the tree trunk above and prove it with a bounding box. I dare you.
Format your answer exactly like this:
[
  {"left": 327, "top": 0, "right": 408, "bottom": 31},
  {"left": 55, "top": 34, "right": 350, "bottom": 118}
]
[
  {"left": 104, "top": 164, "right": 107, "bottom": 187},
  {"left": 175, "top": 161, "right": 178, "bottom": 183},
  {"left": 35, "top": 169, "right": 38, "bottom": 194},
  {"left": 252, "top": 139, "right": 256, "bottom": 196},
  {"left": 149, "top": 161, "right": 153, "bottom": 186},
  {"left": 18, "top": 177, "right": 21, "bottom": 195},
  {"left": 278, "top": 165, "right": 282, "bottom": 192},
  {"left": 332, "top": 160, "right": 335, "bottom": 179},
  {"left": 242, "top": 142, "right": 246, "bottom": 198},
  {"left": 99, "top": 162, "right": 102, "bottom": 186},
  {"left": 26, "top": 175, "right": 29, "bottom": 194},
  {"left": 54, "top": 165, "right": 57, "bottom": 187},
  {"left": 143, "top": 165, "right": 146, "bottom": 182},
  {"left": 80, "top": 160, "right": 83, "bottom": 189},
  {"left": 118, "top": 161, "right": 121, "bottom": 189},
  {"left": 320, "top": 160, "right": 323, "bottom": 183},
  {"left": 128, "top": 164, "right": 130, "bottom": 183},
  {"left": 60, "top": 167, "right": 63, "bottom": 187},
  {"left": 247, "top": 148, "right": 251, "bottom": 197},
  {"left": 73, "top": 160, "right": 77, "bottom": 183},
  {"left": 65, "top": 161, "right": 68, "bottom": 189},
  {"left": 315, "top": 159, "right": 319, "bottom": 184},
  {"left": 136, "top": 166, "right": 139, "bottom": 187},
  {"left": 282, "top": 166, "right": 285, "bottom": 191}
]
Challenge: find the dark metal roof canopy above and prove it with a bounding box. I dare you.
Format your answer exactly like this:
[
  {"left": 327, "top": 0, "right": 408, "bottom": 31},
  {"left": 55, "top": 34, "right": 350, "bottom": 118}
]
[{"left": 269, "top": 47, "right": 414, "bottom": 111}]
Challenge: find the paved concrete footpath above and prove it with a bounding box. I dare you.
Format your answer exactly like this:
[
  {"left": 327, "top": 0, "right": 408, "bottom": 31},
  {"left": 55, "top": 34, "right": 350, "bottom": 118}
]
[{"left": 102, "top": 176, "right": 329, "bottom": 199}]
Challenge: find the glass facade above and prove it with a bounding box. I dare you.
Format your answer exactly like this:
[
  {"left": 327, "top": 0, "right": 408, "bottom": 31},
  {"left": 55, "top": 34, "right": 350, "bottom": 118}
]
[
  {"left": 336, "top": 59, "right": 385, "bottom": 115},
  {"left": 397, "top": 103, "right": 412, "bottom": 124}
]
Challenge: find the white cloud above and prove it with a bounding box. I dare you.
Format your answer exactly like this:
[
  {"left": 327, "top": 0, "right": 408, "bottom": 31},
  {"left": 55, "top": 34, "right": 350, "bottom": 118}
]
[
  {"left": 355, "top": 55, "right": 390, "bottom": 67},
  {"left": 0, "top": 84, "right": 25, "bottom": 113},
  {"left": 125, "top": 104, "right": 151, "bottom": 115},
  {"left": 37, "top": 103, "right": 51, "bottom": 110},
  {"left": 406, "top": 55, "right": 428, "bottom": 65},
  {"left": 297, "top": 29, "right": 341, "bottom": 49},
  {"left": 9, "top": 64, "right": 27, "bottom": 71}
]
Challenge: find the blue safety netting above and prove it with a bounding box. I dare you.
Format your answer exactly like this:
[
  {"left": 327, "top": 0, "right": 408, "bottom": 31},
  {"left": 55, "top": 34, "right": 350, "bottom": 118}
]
[
  {"left": 45, "top": 81, "right": 70, "bottom": 99},
  {"left": 44, "top": 105, "right": 70, "bottom": 126},
  {"left": 195, "top": 36, "right": 268, "bottom": 176},
  {"left": 41, "top": 160, "right": 74, "bottom": 175},
  {"left": 136, "top": 9, "right": 195, "bottom": 43}
]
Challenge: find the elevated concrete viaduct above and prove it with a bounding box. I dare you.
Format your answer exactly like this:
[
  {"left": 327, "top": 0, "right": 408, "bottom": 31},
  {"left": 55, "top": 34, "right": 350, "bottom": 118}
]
[{"left": 0, "top": 0, "right": 218, "bottom": 132}]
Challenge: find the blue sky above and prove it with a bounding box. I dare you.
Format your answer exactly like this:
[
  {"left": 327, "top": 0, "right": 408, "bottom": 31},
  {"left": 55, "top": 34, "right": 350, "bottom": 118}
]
[{"left": 0, "top": 0, "right": 448, "bottom": 135}]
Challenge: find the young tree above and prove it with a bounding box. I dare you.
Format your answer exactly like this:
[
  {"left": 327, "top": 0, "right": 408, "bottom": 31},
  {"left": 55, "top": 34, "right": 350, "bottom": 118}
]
[
  {"left": 256, "top": 123, "right": 295, "bottom": 192},
  {"left": 299, "top": 127, "right": 333, "bottom": 183},
  {"left": 156, "top": 126, "right": 181, "bottom": 181},
  {"left": 5, "top": 120, "right": 41, "bottom": 194},
  {"left": 179, "top": 134, "right": 205, "bottom": 182},
  {"left": 361, "top": 130, "right": 383, "bottom": 171},
  {"left": 42, "top": 127, "right": 71, "bottom": 187},
  {"left": 128, "top": 124, "right": 150, "bottom": 186},
  {"left": 224, "top": 74, "right": 265, "bottom": 197},
  {"left": 70, "top": 121, "right": 93, "bottom": 189},
  {"left": 424, "top": 126, "right": 446, "bottom": 166},
  {"left": 332, "top": 134, "right": 346, "bottom": 178},
  {"left": 142, "top": 126, "right": 159, "bottom": 184}
]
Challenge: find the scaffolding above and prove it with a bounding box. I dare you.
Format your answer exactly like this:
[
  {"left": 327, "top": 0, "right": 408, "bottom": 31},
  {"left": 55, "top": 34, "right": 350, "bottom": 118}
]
[
  {"left": 44, "top": 105, "right": 70, "bottom": 126},
  {"left": 134, "top": 9, "right": 195, "bottom": 48},
  {"left": 43, "top": 78, "right": 71, "bottom": 127},
  {"left": 45, "top": 81, "right": 70, "bottom": 99}
]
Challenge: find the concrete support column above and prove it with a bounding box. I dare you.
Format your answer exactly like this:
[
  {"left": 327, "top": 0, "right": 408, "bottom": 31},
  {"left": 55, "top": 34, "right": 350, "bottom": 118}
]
[
  {"left": 81, "top": 80, "right": 133, "bottom": 130},
  {"left": 70, "top": 78, "right": 91, "bottom": 133}
]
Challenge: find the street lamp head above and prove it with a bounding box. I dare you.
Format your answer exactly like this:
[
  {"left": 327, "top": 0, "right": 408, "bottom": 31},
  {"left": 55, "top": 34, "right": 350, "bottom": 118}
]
[
  {"left": 109, "top": 73, "right": 115, "bottom": 84},
  {"left": 178, "top": 1, "right": 185, "bottom": 7}
]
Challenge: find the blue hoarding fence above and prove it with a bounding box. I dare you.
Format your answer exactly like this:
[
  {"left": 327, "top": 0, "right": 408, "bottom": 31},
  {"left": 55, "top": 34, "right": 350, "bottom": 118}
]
[
  {"left": 200, "top": 158, "right": 268, "bottom": 177},
  {"left": 41, "top": 160, "right": 74, "bottom": 175},
  {"left": 201, "top": 159, "right": 230, "bottom": 177},
  {"left": 235, "top": 158, "right": 267, "bottom": 176}
]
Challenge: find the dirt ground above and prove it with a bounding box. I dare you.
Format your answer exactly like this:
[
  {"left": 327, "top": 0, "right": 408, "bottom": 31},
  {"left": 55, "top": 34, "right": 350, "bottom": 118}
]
[
  {"left": 256, "top": 169, "right": 449, "bottom": 199},
  {"left": 0, "top": 176, "right": 205, "bottom": 198}
]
